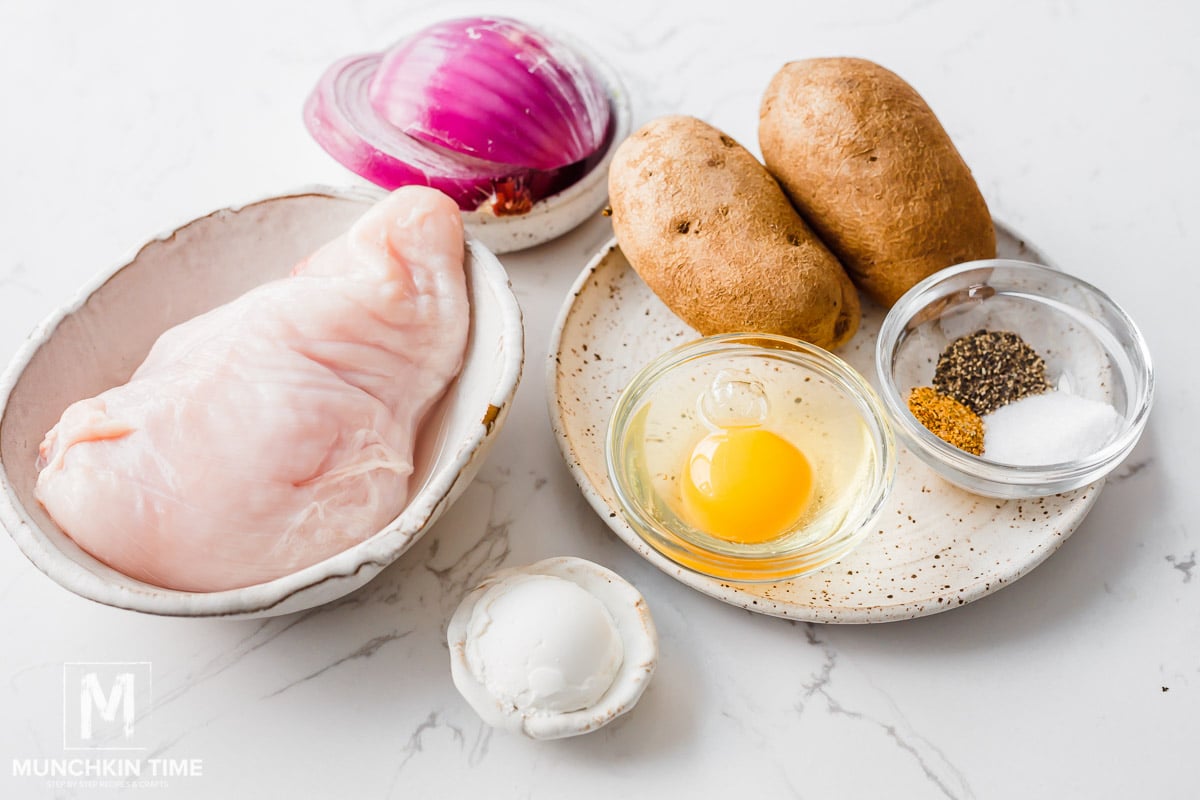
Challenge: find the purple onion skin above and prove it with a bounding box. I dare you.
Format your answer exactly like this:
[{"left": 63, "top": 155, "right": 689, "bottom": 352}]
[
  {"left": 305, "top": 54, "right": 544, "bottom": 211},
  {"left": 304, "top": 20, "right": 613, "bottom": 214},
  {"left": 367, "top": 17, "right": 612, "bottom": 172}
]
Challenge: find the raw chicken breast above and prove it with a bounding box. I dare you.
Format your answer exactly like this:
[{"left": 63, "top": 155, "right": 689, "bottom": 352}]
[{"left": 35, "top": 186, "right": 470, "bottom": 592}]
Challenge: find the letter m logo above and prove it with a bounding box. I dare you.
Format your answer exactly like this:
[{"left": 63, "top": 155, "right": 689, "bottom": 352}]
[
  {"left": 63, "top": 662, "right": 151, "bottom": 750},
  {"left": 80, "top": 672, "right": 135, "bottom": 740}
]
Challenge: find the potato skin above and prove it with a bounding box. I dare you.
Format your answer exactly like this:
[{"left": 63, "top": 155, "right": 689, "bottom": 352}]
[
  {"left": 608, "top": 115, "right": 859, "bottom": 350},
  {"left": 759, "top": 58, "right": 996, "bottom": 307}
]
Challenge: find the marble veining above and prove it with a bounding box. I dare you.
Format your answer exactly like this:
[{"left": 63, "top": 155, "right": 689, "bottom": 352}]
[
  {"left": 798, "top": 624, "right": 973, "bottom": 799},
  {"left": 1166, "top": 552, "right": 1195, "bottom": 584}
]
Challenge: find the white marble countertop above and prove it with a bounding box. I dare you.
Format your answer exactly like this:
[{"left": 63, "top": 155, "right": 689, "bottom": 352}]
[{"left": 2, "top": 1, "right": 1196, "bottom": 797}]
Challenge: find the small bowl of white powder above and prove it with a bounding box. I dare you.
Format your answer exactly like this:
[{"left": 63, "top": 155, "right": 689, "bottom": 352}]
[{"left": 875, "top": 260, "right": 1153, "bottom": 498}]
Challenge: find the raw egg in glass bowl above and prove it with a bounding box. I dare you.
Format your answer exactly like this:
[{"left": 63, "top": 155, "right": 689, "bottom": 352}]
[{"left": 606, "top": 333, "right": 896, "bottom": 583}]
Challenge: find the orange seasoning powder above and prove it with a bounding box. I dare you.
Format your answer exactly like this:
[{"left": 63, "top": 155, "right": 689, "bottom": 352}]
[{"left": 907, "top": 386, "right": 985, "bottom": 456}]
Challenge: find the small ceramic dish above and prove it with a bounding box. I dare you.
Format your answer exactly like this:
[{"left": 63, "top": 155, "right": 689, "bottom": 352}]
[
  {"left": 447, "top": 556, "right": 657, "bottom": 740},
  {"left": 606, "top": 334, "right": 895, "bottom": 582},
  {"left": 875, "top": 260, "right": 1153, "bottom": 498},
  {"left": 0, "top": 187, "right": 523, "bottom": 617}
]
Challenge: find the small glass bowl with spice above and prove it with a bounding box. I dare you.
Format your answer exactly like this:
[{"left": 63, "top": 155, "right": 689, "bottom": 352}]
[
  {"left": 607, "top": 334, "right": 896, "bottom": 582},
  {"left": 875, "top": 260, "right": 1153, "bottom": 498}
]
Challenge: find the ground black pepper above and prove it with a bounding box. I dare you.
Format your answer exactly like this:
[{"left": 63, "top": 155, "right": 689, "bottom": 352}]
[{"left": 933, "top": 330, "right": 1050, "bottom": 415}]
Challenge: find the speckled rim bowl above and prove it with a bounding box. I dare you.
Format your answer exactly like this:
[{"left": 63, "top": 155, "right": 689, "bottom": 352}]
[
  {"left": 875, "top": 259, "right": 1153, "bottom": 498},
  {"left": 606, "top": 333, "right": 896, "bottom": 583},
  {"left": 0, "top": 187, "right": 524, "bottom": 618}
]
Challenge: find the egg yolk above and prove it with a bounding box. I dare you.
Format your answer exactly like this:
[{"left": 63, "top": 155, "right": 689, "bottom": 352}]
[{"left": 679, "top": 427, "right": 814, "bottom": 544}]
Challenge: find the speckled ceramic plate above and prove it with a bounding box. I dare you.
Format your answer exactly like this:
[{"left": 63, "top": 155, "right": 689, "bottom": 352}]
[{"left": 547, "top": 226, "right": 1103, "bottom": 623}]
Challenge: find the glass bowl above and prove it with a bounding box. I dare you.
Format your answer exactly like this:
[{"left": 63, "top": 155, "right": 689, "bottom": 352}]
[
  {"left": 875, "top": 260, "right": 1153, "bottom": 498},
  {"left": 606, "top": 333, "right": 896, "bottom": 582}
]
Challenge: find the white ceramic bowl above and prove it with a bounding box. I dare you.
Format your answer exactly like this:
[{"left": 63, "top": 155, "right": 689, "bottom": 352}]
[{"left": 0, "top": 187, "right": 523, "bottom": 617}]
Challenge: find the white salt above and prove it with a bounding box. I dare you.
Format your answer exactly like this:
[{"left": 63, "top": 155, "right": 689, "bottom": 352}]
[{"left": 983, "top": 391, "right": 1124, "bottom": 466}]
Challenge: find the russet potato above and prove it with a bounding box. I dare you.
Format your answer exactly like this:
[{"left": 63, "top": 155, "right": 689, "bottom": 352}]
[
  {"left": 759, "top": 58, "right": 996, "bottom": 307},
  {"left": 608, "top": 115, "right": 859, "bottom": 350}
]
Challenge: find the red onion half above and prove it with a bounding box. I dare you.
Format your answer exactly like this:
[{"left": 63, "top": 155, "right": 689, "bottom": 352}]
[{"left": 304, "top": 17, "right": 614, "bottom": 215}]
